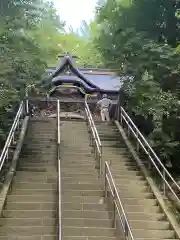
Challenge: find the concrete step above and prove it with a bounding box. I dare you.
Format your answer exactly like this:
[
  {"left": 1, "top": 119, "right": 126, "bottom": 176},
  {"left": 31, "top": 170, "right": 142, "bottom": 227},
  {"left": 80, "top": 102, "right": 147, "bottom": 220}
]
[
  {"left": 61, "top": 166, "right": 96, "bottom": 172},
  {"left": 10, "top": 189, "right": 56, "bottom": 195},
  {"left": 2, "top": 210, "right": 56, "bottom": 218},
  {"left": 61, "top": 163, "right": 95, "bottom": 168},
  {"left": 0, "top": 218, "right": 56, "bottom": 226},
  {"left": 62, "top": 226, "right": 115, "bottom": 237},
  {"left": 62, "top": 196, "right": 104, "bottom": 204},
  {"left": 121, "top": 197, "right": 157, "bottom": 206},
  {"left": 110, "top": 169, "right": 142, "bottom": 177},
  {"left": 63, "top": 237, "right": 117, "bottom": 240},
  {"left": 62, "top": 202, "right": 107, "bottom": 211},
  {"left": 62, "top": 210, "right": 109, "bottom": 219},
  {"left": 12, "top": 183, "right": 57, "bottom": 190},
  {"left": 62, "top": 183, "right": 102, "bottom": 191},
  {"left": 122, "top": 204, "right": 160, "bottom": 213},
  {"left": 5, "top": 202, "right": 56, "bottom": 211},
  {"left": 0, "top": 226, "right": 57, "bottom": 236},
  {"left": 132, "top": 229, "right": 175, "bottom": 238},
  {"left": 18, "top": 159, "right": 57, "bottom": 164},
  {"left": 125, "top": 211, "right": 165, "bottom": 221},
  {"left": 61, "top": 172, "right": 97, "bottom": 178},
  {"left": 17, "top": 166, "right": 56, "bottom": 172},
  {"left": 13, "top": 176, "right": 57, "bottom": 183},
  {"left": 61, "top": 178, "right": 103, "bottom": 185},
  {"left": 112, "top": 179, "right": 147, "bottom": 187},
  {"left": 129, "top": 220, "right": 170, "bottom": 230},
  {"left": 110, "top": 172, "right": 143, "bottom": 180},
  {"left": 14, "top": 171, "right": 57, "bottom": 178},
  {"left": 115, "top": 183, "right": 149, "bottom": 193},
  {"left": 63, "top": 218, "right": 112, "bottom": 228},
  {"left": 0, "top": 235, "right": 57, "bottom": 240},
  {"left": 62, "top": 189, "right": 103, "bottom": 197},
  {"left": 7, "top": 194, "right": 56, "bottom": 202}
]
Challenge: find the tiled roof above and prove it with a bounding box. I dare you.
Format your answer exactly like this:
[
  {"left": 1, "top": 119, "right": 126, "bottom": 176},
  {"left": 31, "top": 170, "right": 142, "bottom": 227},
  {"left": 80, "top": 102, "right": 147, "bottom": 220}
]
[{"left": 48, "top": 55, "right": 121, "bottom": 92}]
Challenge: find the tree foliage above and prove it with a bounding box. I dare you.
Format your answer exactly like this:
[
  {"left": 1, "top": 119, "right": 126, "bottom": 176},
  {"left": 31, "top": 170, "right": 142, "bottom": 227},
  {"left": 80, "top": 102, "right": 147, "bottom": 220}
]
[
  {"left": 0, "top": 0, "right": 65, "bottom": 144},
  {"left": 94, "top": 0, "right": 180, "bottom": 169}
]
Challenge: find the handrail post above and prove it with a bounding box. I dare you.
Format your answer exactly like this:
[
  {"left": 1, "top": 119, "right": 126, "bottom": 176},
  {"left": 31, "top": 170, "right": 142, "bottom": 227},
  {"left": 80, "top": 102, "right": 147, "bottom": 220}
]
[
  {"left": 104, "top": 163, "right": 107, "bottom": 198},
  {"left": 163, "top": 170, "right": 166, "bottom": 197},
  {"left": 25, "top": 89, "right": 29, "bottom": 115},
  {"left": 120, "top": 107, "right": 123, "bottom": 125},
  {"left": 112, "top": 188, "right": 116, "bottom": 228},
  {"left": 57, "top": 99, "right": 61, "bottom": 240}
]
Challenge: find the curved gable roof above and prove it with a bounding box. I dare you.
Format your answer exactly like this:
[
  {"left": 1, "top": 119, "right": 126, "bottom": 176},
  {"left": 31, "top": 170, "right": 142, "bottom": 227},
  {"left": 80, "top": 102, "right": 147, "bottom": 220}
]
[
  {"left": 50, "top": 54, "right": 120, "bottom": 94},
  {"left": 51, "top": 56, "right": 99, "bottom": 89}
]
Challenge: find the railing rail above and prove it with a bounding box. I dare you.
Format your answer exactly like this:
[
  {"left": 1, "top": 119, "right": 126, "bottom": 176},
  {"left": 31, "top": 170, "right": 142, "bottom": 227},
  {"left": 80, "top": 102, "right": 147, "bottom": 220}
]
[
  {"left": 120, "top": 107, "right": 180, "bottom": 203},
  {"left": 105, "top": 161, "right": 134, "bottom": 240},
  {"left": 57, "top": 100, "right": 62, "bottom": 240},
  {"left": 84, "top": 101, "right": 103, "bottom": 174},
  {"left": 0, "top": 102, "right": 24, "bottom": 171}
]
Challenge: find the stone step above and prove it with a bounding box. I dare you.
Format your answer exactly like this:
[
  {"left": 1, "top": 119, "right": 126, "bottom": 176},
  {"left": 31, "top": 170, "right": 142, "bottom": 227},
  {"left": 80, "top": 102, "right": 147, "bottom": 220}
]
[
  {"left": 62, "top": 189, "right": 103, "bottom": 197},
  {"left": 62, "top": 210, "right": 109, "bottom": 219},
  {"left": 22, "top": 146, "right": 57, "bottom": 151},
  {"left": 5, "top": 202, "right": 56, "bottom": 211},
  {"left": 7, "top": 194, "right": 56, "bottom": 202},
  {"left": 129, "top": 220, "right": 170, "bottom": 230},
  {"left": 120, "top": 197, "right": 157, "bottom": 206},
  {"left": 108, "top": 188, "right": 154, "bottom": 199},
  {"left": 62, "top": 226, "right": 115, "bottom": 237},
  {"left": 126, "top": 212, "right": 164, "bottom": 221},
  {"left": 61, "top": 163, "right": 95, "bottom": 168},
  {"left": 132, "top": 229, "right": 175, "bottom": 239},
  {"left": 20, "top": 152, "right": 57, "bottom": 157},
  {"left": 122, "top": 204, "right": 160, "bottom": 213},
  {"left": 60, "top": 151, "right": 92, "bottom": 155},
  {"left": 61, "top": 178, "right": 102, "bottom": 184},
  {"left": 62, "top": 196, "right": 104, "bottom": 204},
  {"left": 17, "top": 166, "right": 56, "bottom": 172},
  {"left": 18, "top": 159, "right": 57, "bottom": 164},
  {"left": 63, "top": 218, "right": 112, "bottom": 228},
  {"left": 63, "top": 237, "right": 117, "bottom": 240},
  {"left": 112, "top": 179, "right": 147, "bottom": 187},
  {"left": 12, "top": 183, "right": 57, "bottom": 190},
  {"left": 0, "top": 218, "right": 56, "bottom": 226},
  {"left": 61, "top": 172, "right": 97, "bottom": 177},
  {"left": 10, "top": 189, "right": 56, "bottom": 195},
  {"left": 61, "top": 166, "right": 96, "bottom": 172},
  {"left": 2, "top": 210, "right": 56, "bottom": 218},
  {"left": 115, "top": 184, "right": 149, "bottom": 192},
  {"left": 0, "top": 235, "right": 57, "bottom": 240},
  {"left": 14, "top": 171, "right": 57, "bottom": 178},
  {"left": 62, "top": 202, "right": 107, "bottom": 211},
  {"left": 62, "top": 183, "right": 102, "bottom": 191},
  {"left": 0, "top": 226, "right": 57, "bottom": 236},
  {"left": 109, "top": 172, "right": 143, "bottom": 179}
]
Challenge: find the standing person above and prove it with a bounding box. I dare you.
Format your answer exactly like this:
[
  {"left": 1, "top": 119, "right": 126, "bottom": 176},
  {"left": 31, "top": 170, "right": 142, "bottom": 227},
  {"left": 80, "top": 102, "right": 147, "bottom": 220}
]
[{"left": 97, "top": 94, "right": 112, "bottom": 122}]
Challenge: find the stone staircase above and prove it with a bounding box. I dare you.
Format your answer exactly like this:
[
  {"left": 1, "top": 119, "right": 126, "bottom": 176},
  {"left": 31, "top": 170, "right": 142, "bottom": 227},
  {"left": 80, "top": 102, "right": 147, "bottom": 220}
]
[
  {"left": 60, "top": 120, "right": 118, "bottom": 240},
  {"left": 0, "top": 118, "right": 58, "bottom": 239},
  {"left": 96, "top": 122, "right": 179, "bottom": 240}
]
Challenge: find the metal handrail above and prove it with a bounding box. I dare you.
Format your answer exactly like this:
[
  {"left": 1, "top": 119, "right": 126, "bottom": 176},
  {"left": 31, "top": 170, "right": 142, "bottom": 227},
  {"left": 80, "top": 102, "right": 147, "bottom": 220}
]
[
  {"left": 84, "top": 101, "right": 103, "bottom": 174},
  {"left": 0, "top": 102, "right": 24, "bottom": 171},
  {"left": 105, "top": 161, "right": 134, "bottom": 240},
  {"left": 57, "top": 99, "right": 62, "bottom": 240},
  {"left": 120, "top": 107, "right": 180, "bottom": 203},
  {"left": 85, "top": 101, "right": 101, "bottom": 146}
]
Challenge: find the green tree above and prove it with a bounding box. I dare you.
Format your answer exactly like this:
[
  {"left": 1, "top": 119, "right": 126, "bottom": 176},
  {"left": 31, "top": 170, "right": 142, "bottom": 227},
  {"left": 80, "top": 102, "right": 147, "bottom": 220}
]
[{"left": 94, "top": 0, "right": 180, "bottom": 168}]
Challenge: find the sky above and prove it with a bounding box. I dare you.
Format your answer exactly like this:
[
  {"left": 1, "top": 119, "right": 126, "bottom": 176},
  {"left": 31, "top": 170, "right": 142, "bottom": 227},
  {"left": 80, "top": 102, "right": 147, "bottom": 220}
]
[{"left": 53, "top": 0, "right": 97, "bottom": 31}]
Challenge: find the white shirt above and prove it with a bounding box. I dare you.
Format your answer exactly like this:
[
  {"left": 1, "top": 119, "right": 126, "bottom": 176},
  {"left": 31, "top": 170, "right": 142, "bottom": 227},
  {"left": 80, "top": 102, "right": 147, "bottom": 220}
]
[{"left": 97, "top": 98, "right": 112, "bottom": 109}]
